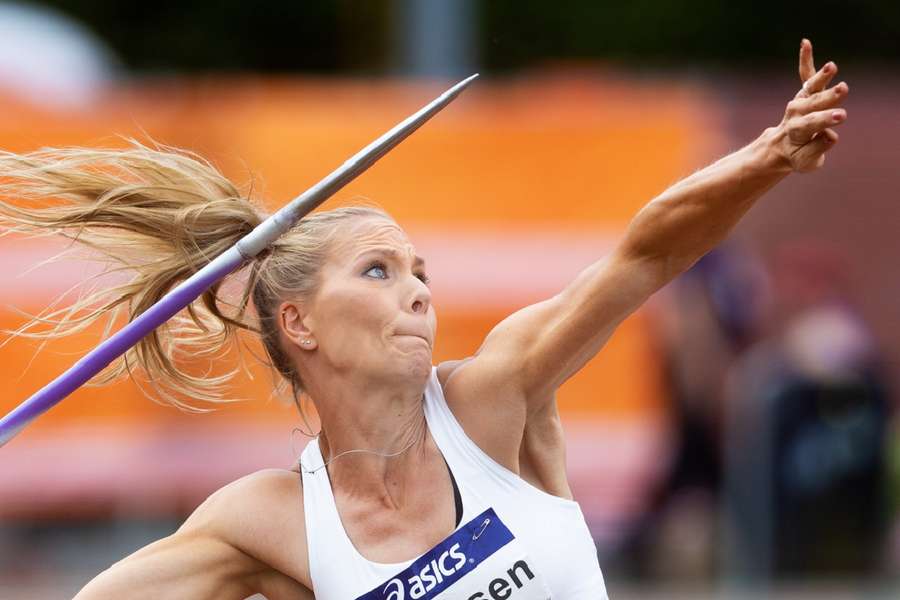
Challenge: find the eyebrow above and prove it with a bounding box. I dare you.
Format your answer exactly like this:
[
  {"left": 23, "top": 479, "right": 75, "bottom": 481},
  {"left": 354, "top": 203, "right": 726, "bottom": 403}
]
[{"left": 356, "top": 247, "right": 426, "bottom": 269}]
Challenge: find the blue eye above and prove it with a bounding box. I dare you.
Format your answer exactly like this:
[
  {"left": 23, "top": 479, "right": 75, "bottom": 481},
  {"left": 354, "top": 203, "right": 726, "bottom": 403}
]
[{"left": 364, "top": 263, "right": 388, "bottom": 279}]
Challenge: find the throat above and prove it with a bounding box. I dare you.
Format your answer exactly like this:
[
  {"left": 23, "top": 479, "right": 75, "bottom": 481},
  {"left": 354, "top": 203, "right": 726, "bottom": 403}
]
[{"left": 328, "top": 442, "right": 465, "bottom": 563}]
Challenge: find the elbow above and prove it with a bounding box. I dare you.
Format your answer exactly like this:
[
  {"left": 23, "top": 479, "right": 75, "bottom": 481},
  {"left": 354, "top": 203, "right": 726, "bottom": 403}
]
[
  {"left": 620, "top": 198, "right": 709, "bottom": 282},
  {"left": 616, "top": 243, "right": 692, "bottom": 291},
  {"left": 620, "top": 204, "right": 678, "bottom": 269}
]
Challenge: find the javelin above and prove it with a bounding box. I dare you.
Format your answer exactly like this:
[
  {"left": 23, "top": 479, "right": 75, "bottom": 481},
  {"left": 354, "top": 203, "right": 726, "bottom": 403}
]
[{"left": 0, "top": 73, "right": 479, "bottom": 447}]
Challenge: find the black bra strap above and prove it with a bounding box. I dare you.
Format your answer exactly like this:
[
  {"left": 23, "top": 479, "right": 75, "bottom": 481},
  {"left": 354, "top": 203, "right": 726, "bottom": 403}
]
[{"left": 443, "top": 457, "right": 463, "bottom": 527}]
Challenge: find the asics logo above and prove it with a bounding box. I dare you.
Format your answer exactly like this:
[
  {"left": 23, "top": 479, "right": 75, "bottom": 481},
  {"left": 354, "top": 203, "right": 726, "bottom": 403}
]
[
  {"left": 357, "top": 508, "right": 517, "bottom": 600},
  {"left": 381, "top": 543, "right": 467, "bottom": 599},
  {"left": 382, "top": 578, "right": 404, "bottom": 600}
]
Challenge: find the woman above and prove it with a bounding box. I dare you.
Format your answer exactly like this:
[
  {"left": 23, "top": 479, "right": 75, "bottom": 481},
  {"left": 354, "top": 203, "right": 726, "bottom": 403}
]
[{"left": 2, "top": 40, "right": 845, "bottom": 599}]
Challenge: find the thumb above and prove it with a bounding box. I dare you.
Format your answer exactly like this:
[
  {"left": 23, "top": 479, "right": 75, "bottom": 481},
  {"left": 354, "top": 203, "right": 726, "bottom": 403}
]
[{"left": 793, "top": 128, "right": 838, "bottom": 172}]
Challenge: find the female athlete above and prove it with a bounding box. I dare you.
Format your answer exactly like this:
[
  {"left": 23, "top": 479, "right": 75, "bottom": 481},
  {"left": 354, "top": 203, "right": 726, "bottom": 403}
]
[{"left": 0, "top": 40, "right": 846, "bottom": 599}]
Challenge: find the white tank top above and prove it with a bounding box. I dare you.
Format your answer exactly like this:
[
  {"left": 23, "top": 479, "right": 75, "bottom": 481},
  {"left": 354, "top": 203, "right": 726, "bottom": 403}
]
[{"left": 299, "top": 366, "right": 608, "bottom": 599}]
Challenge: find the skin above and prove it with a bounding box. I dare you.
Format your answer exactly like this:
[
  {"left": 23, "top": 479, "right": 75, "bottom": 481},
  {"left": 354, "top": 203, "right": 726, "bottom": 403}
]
[{"left": 75, "top": 40, "right": 847, "bottom": 599}]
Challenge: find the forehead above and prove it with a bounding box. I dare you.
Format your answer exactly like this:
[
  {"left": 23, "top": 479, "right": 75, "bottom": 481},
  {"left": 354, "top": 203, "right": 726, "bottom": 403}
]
[{"left": 330, "top": 216, "right": 418, "bottom": 261}]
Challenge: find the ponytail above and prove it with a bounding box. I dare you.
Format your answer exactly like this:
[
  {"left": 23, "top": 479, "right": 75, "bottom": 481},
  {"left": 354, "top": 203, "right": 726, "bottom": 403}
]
[
  {"left": 0, "top": 140, "right": 264, "bottom": 411},
  {"left": 0, "top": 139, "right": 395, "bottom": 413}
]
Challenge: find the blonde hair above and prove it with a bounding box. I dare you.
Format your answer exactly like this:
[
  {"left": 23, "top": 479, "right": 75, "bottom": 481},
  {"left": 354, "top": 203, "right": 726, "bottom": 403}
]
[{"left": 0, "top": 140, "right": 392, "bottom": 412}]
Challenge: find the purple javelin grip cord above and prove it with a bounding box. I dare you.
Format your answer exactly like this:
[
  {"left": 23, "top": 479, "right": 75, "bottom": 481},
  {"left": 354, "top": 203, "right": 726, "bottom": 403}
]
[{"left": 0, "top": 74, "right": 479, "bottom": 447}]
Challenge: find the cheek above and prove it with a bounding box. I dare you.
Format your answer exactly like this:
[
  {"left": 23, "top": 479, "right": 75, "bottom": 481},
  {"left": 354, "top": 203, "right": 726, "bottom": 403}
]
[{"left": 319, "top": 287, "right": 392, "bottom": 343}]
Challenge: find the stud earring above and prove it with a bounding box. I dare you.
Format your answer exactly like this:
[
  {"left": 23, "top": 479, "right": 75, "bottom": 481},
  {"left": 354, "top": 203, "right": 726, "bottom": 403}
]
[{"left": 302, "top": 340, "right": 311, "bottom": 346}]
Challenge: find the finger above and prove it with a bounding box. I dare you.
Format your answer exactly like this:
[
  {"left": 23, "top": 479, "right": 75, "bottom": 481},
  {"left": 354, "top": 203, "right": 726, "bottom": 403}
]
[
  {"left": 789, "top": 81, "right": 849, "bottom": 115},
  {"left": 822, "top": 128, "right": 839, "bottom": 144},
  {"left": 800, "top": 61, "right": 838, "bottom": 97},
  {"left": 799, "top": 39, "right": 816, "bottom": 82},
  {"left": 793, "top": 128, "right": 838, "bottom": 173},
  {"left": 789, "top": 108, "right": 847, "bottom": 142}
]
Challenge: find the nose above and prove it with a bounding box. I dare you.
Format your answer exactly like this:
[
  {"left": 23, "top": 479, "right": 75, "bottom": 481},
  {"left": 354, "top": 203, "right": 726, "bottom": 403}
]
[{"left": 409, "top": 279, "right": 431, "bottom": 314}]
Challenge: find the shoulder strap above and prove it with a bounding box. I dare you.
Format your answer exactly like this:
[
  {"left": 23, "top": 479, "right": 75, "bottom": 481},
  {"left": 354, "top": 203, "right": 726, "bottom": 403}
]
[
  {"left": 423, "top": 366, "right": 530, "bottom": 497},
  {"left": 298, "top": 438, "right": 360, "bottom": 590}
]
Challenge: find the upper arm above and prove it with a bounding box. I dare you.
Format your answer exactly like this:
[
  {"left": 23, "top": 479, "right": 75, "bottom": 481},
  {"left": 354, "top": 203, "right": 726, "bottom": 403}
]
[
  {"left": 74, "top": 528, "right": 259, "bottom": 600},
  {"left": 440, "top": 247, "right": 665, "bottom": 472},
  {"left": 458, "top": 246, "right": 665, "bottom": 401},
  {"left": 75, "top": 469, "right": 312, "bottom": 600}
]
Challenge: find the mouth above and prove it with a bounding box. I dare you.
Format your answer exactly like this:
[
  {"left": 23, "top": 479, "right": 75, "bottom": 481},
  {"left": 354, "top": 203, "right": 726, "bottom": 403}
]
[{"left": 395, "top": 333, "right": 431, "bottom": 347}]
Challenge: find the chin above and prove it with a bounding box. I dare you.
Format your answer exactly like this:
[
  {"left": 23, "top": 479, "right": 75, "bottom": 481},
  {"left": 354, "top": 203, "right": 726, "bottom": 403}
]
[
  {"left": 410, "top": 356, "right": 433, "bottom": 380},
  {"left": 397, "top": 350, "right": 433, "bottom": 384}
]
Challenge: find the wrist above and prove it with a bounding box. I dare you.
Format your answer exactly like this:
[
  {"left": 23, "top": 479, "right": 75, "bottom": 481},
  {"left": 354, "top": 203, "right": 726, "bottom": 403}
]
[{"left": 753, "top": 126, "right": 794, "bottom": 175}]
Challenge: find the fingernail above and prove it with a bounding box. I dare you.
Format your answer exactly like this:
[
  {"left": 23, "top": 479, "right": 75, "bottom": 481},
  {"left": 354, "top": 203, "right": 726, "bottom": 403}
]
[
  {"left": 832, "top": 111, "right": 845, "bottom": 122},
  {"left": 824, "top": 63, "right": 833, "bottom": 73}
]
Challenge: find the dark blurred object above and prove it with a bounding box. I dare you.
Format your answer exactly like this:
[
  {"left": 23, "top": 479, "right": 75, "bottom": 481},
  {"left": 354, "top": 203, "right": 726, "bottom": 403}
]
[
  {"left": 482, "top": 0, "right": 900, "bottom": 69},
  {"left": 34, "top": 0, "right": 391, "bottom": 73},
  {"left": 626, "top": 241, "right": 890, "bottom": 583},
  {"left": 620, "top": 245, "right": 770, "bottom": 581},
  {"left": 724, "top": 241, "right": 889, "bottom": 581},
  {"left": 28, "top": 0, "right": 900, "bottom": 74}
]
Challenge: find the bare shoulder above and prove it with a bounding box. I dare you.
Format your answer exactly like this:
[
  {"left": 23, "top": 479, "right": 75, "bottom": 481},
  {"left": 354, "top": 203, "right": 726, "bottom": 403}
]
[
  {"left": 436, "top": 358, "right": 472, "bottom": 387},
  {"left": 187, "top": 468, "right": 302, "bottom": 532},
  {"left": 185, "top": 468, "right": 311, "bottom": 592}
]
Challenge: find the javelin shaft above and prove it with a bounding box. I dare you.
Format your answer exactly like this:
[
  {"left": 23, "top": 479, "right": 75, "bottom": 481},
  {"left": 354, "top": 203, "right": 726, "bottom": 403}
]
[{"left": 0, "top": 74, "right": 479, "bottom": 447}]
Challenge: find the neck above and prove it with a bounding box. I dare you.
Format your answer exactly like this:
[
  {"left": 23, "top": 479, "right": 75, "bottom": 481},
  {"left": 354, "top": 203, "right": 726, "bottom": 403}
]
[{"left": 305, "top": 370, "right": 433, "bottom": 501}]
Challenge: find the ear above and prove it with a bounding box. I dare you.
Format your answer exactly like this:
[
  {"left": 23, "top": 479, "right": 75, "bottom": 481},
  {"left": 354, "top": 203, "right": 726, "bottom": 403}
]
[{"left": 279, "top": 299, "right": 318, "bottom": 351}]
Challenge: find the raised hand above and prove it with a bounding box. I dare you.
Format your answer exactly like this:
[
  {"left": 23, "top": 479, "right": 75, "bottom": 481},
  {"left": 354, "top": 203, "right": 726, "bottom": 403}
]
[{"left": 771, "top": 39, "right": 849, "bottom": 173}]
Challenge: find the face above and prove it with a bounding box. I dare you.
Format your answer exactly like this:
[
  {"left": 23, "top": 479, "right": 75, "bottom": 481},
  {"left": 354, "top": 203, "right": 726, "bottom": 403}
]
[{"left": 283, "top": 217, "right": 436, "bottom": 387}]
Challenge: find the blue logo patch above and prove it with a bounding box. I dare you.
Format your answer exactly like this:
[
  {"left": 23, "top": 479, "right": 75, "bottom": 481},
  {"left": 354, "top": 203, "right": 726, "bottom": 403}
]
[{"left": 356, "top": 508, "right": 514, "bottom": 600}]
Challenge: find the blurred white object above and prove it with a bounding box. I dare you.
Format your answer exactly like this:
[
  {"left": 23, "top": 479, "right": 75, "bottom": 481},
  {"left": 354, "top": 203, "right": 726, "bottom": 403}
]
[
  {"left": 784, "top": 304, "right": 874, "bottom": 383},
  {"left": 0, "top": 1, "right": 117, "bottom": 109}
]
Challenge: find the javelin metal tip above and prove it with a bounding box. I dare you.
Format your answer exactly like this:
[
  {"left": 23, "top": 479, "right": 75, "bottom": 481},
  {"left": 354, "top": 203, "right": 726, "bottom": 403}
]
[{"left": 445, "top": 73, "right": 480, "bottom": 96}]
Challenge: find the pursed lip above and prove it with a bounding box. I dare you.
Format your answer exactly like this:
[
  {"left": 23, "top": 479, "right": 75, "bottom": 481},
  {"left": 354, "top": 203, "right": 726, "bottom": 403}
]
[{"left": 394, "top": 333, "right": 432, "bottom": 347}]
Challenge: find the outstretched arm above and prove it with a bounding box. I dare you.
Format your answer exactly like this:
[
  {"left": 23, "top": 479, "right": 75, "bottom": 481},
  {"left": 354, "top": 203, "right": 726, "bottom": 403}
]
[{"left": 446, "top": 40, "right": 848, "bottom": 419}]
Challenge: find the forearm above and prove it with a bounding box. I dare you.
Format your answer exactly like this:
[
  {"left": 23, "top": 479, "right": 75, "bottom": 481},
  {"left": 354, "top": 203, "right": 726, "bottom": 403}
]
[{"left": 619, "top": 127, "right": 791, "bottom": 280}]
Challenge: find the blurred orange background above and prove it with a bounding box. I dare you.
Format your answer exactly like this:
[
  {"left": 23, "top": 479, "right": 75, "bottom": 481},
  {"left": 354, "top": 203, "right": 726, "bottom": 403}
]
[{"left": 0, "top": 75, "right": 723, "bottom": 532}]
